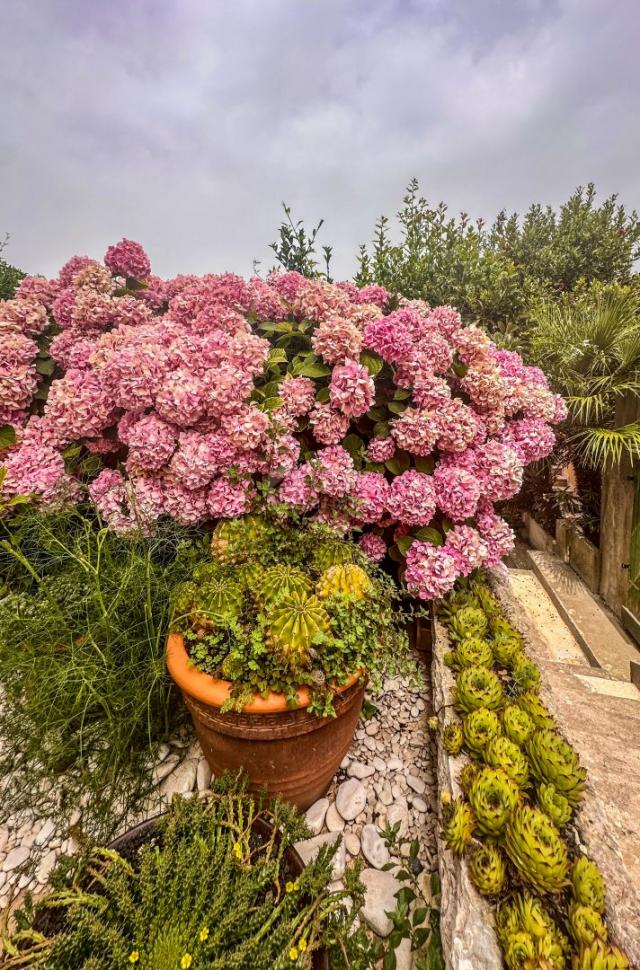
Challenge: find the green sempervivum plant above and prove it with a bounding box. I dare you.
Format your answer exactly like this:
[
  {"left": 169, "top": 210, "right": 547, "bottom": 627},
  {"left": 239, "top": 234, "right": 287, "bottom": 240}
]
[
  {"left": 505, "top": 804, "right": 570, "bottom": 894},
  {"left": 468, "top": 767, "right": 520, "bottom": 841},
  {"left": 455, "top": 665, "right": 504, "bottom": 714},
  {"left": 467, "top": 843, "right": 507, "bottom": 896},
  {"left": 538, "top": 783, "right": 572, "bottom": 828},
  {"left": 571, "top": 858, "right": 606, "bottom": 914},
  {"left": 1, "top": 784, "right": 367, "bottom": 969},
  {"left": 511, "top": 653, "right": 542, "bottom": 693},
  {"left": 437, "top": 589, "right": 480, "bottom": 624},
  {"left": 503, "top": 704, "right": 536, "bottom": 747},
  {"left": 484, "top": 735, "right": 530, "bottom": 789},
  {"left": 492, "top": 634, "right": 525, "bottom": 669},
  {"left": 267, "top": 592, "right": 330, "bottom": 666},
  {"left": 516, "top": 691, "right": 556, "bottom": 730},
  {"left": 442, "top": 723, "right": 464, "bottom": 756},
  {"left": 449, "top": 606, "right": 489, "bottom": 642},
  {"left": 441, "top": 794, "right": 475, "bottom": 856},
  {"left": 449, "top": 636, "right": 495, "bottom": 670},
  {"left": 527, "top": 730, "right": 587, "bottom": 807},
  {"left": 463, "top": 708, "right": 502, "bottom": 757},
  {"left": 572, "top": 940, "right": 630, "bottom": 969},
  {"left": 497, "top": 893, "right": 568, "bottom": 970},
  {"left": 471, "top": 581, "right": 502, "bottom": 619},
  {"left": 569, "top": 902, "right": 608, "bottom": 947},
  {"left": 258, "top": 564, "right": 312, "bottom": 606},
  {"left": 458, "top": 761, "right": 480, "bottom": 795}
]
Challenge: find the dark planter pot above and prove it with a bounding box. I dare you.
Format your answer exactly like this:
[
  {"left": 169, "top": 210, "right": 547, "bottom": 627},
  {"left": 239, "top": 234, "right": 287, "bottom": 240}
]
[
  {"left": 167, "top": 633, "right": 365, "bottom": 810},
  {"left": 35, "top": 812, "right": 329, "bottom": 970}
]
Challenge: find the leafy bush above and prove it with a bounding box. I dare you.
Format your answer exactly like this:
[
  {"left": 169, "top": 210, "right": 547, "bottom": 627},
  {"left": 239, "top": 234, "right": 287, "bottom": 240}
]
[
  {"left": 0, "top": 508, "right": 204, "bottom": 839},
  {"left": 0, "top": 233, "right": 26, "bottom": 300},
  {"left": 1, "top": 781, "right": 374, "bottom": 969},
  {"left": 173, "top": 514, "right": 415, "bottom": 715}
]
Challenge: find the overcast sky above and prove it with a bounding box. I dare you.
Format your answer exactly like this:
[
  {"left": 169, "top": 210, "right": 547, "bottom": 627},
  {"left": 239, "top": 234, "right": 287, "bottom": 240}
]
[{"left": 2, "top": 0, "right": 639, "bottom": 281}]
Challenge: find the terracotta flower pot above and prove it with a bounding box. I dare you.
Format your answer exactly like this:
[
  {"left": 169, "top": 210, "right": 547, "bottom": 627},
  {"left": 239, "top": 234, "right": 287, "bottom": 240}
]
[{"left": 166, "top": 632, "right": 365, "bottom": 810}]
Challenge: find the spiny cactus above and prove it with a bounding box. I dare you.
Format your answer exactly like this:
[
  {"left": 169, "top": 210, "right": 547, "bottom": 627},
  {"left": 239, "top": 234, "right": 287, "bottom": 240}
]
[
  {"left": 484, "top": 735, "right": 530, "bottom": 788},
  {"left": 569, "top": 902, "right": 608, "bottom": 946},
  {"left": 505, "top": 804, "right": 570, "bottom": 894},
  {"left": 468, "top": 767, "right": 520, "bottom": 840},
  {"left": 463, "top": 707, "right": 502, "bottom": 757},
  {"left": 571, "top": 858, "right": 606, "bottom": 914},
  {"left": 511, "top": 653, "right": 542, "bottom": 692},
  {"left": 258, "top": 564, "right": 312, "bottom": 606},
  {"left": 448, "top": 636, "right": 495, "bottom": 670},
  {"left": 503, "top": 703, "right": 535, "bottom": 747},
  {"left": 455, "top": 665, "right": 504, "bottom": 714},
  {"left": 235, "top": 560, "right": 263, "bottom": 590},
  {"left": 571, "top": 940, "right": 630, "bottom": 969},
  {"left": 174, "top": 577, "right": 244, "bottom": 631},
  {"left": 441, "top": 794, "right": 475, "bottom": 856},
  {"left": 448, "top": 605, "right": 489, "bottom": 642},
  {"left": 458, "top": 761, "right": 480, "bottom": 795},
  {"left": 210, "top": 514, "right": 271, "bottom": 565},
  {"left": 311, "top": 536, "right": 358, "bottom": 572},
  {"left": 266, "top": 592, "right": 330, "bottom": 667},
  {"left": 538, "top": 783, "right": 572, "bottom": 828},
  {"left": 516, "top": 691, "right": 556, "bottom": 730},
  {"left": 467, "top": 842, "right": 506, "bottom": 896},
  {"left": 442, "top": 723, "right": 464, "bottom": 756},
  {"left": 527, "top": 729, "right": 587, "bottom": 807},
  {"left": 316, "top": 564, "right": 372, "bottom": 600}
]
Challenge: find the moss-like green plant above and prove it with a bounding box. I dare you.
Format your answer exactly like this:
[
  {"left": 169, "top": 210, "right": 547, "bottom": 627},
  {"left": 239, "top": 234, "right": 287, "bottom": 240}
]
[
  {"left": 484, "top": 735, "right": 530, "bottom": 788},
  {"left": 1, "top": 785, "right": 366, "bottom": 969},
  {"left": 572, "top": 940, "right": 630, "bottom": 969},
  {"left": 502, "top": 703, "right": 535, "bottom": 747},
  {"left": 515, "top": 690, "right": 556, "bottom": 729},
  {"left": 468, "top": 767, "right": 519, "bottom": 840},
  {"left": 441, "top": 794, "right": 475, "bottom": 856},
  {"left": 462, "top": 707, "right": 502, "bottom": 757},
  {"left": 467, "top": 843, "right": 506, "bottom": 896},
  {"left": 538, "top": 782, "right": 572, "bottom": 828},
  {"left": 569, "top": 902, "right": 608, "bottom": 947},
  {"left": 449, "top": 606, "right": 488, "bottom": 642},
  {"left": 527, "top": 729, "right": 587, "bottom": 806},
  {"left": 455, "top": 665, "right": 504, "bottom": 714},
  {"left": 442, "top": 723, "right": 464, "bottom": 756},
  {"left": 505, "top": 804, "right": 570, "bottom": 894},
  {"left": 571, "top": 858, "right": 606, "bottom": 914}
]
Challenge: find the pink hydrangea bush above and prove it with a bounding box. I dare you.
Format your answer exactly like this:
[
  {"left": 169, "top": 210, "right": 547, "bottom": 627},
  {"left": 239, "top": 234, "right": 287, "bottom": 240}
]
[{"left": 0, "top": 242, "right": 565, "bottom": 600}]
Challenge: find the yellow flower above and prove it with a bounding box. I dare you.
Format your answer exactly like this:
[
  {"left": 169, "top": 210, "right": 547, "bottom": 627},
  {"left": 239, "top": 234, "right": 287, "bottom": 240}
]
[
  {"left": 289, "top": 947, "right": 298, "bottom": 961},
  {"left": 128, "top": 954, "right": 140, "bottom": 965},
  {"left": 232, "top": 842, "right": 243, "bottom": 859},
  {"left": 199, "top": 926, "right": 209, "bottom": 942},
  {"left": 181, "top": 955, "right": 193, "bottom": 969},
  {"left": 286, "top": 879, "right": 301, "bottom": 893},
  {"left": 298, "top": 938, "right": 308, "bottom": 953}
]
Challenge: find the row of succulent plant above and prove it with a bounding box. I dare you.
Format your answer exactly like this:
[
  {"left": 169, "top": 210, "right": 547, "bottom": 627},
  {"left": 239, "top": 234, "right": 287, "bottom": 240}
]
[{"left": 435, "top": 580, "right": 632, "bottom": 970}]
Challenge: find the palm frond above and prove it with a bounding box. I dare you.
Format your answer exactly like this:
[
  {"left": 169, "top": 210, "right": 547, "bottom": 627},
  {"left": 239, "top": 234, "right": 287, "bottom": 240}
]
[{"left": 572, "top": 421, "right": 640, "bottom": 470}]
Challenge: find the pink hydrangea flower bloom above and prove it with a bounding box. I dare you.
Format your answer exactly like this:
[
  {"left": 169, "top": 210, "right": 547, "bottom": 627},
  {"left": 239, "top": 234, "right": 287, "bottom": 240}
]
[
  {"left": 366, "top": 436, "right": 396, "bottom": 463},
  {"left": 329, "top": 360, "right": 375, "bottom": 418},
  {"left": 405, "top": 541, "right": 458, "bottom": 601},
  {"left": 312, "top": 317, "right": 362, "bottom": 364},
  {"left": 312, "top": 445, "right": 356, "bottom": 498},
  {"left": 278, "top": 463, "right": 318, "bottom": 509},
  {"left": 352, "top": 472, "right": 390, "bottom": 522},
  {"left": 58, "top": 256, "right": 95, "bottom": 287},
  {"left": 358, "top": 532, "right": 387, "bottom": 561},
  {"left": 387, "top": 470, "right": 436, "bottom": 526},
  {"left": 433, "top": 464, "right": 482, "bottom": 521},
  {"left": 104, "top": 239, "right": 151, "bottom": 279},
  {"left": 444, "top": 525, "right": 488, "bottom": 575},
  {"left": 391, "top": 407, "right": 438, "bottom": 457},
  {"left": 279, "top": 376, "right": 316, "bottom": 418},
  {"left": 363, "top": 315, "right": 414, "bottom": 363},
  {"left": 125, "top": 414, "right": 177, "bottom": 472},
  {"left": 223, "top": 405, "right": 270, "bottom": 451},
  {"left": 309, "top": 403, "right": 349, "bottom": 445},
  {"left": 206, "top": 477, "right": 256, "bottom": 518}
]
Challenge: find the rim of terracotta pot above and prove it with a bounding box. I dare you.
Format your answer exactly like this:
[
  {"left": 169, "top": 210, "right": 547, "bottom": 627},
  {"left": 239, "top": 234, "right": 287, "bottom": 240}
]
[{"left": 166, "top": 632, "right": 362, "bottom": 714}]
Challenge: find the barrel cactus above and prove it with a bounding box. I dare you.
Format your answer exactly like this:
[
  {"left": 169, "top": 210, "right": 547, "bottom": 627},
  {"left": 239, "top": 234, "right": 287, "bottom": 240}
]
[
  {"left": 442, "top": 723, "right": 464, "bottom": 756},
  {"left": 505, "top": 804, "right": 570, "bottom": 894},
  {"left": 503, "top": 703, "right": 535, "bottom": 747},
  {"left": 311, "top": 536, "right": 358, "bottom": 572},
  {"left": 463, "top": 707, "right": 502, "bottom": 757},
  {"left": 484, "top": 735, "right": 530, "bottom": 788},
  {"left": 235, "top": 560, "right": 263, "bottom": 591},
  {"left": 174, "top": 577, "right": 244, "bottom": 631},
  {"left": 449, "top": 605, "right": 488, "bottom": 642},
  {"left": 516, "top": 691, "right": 556, "bottom": 730},
  {"left": 527, "top": 730, "right": 587, "bottom": 806},
  {"left": 569, "top": 902, "right": 607, "bottom": 946},
  {"left": 449, "top": 636, "right": 495, "bottom": 670},
  {"left": 538, "top": 783, "right": 572, "bottom": 828},
  {"left": 458, "top": 761, "right": 480, "bottom": 795},
  {"left": 258, "top": 564, "right": 312, "bottom": 606},
  {"left": 468, "top": 767, "right": 519, "bottom": 840},
  {"left": 211, "top": 514, "right": 271, "bottom": 564},
  {"left": 266, "top": 592, "right": 330, "bottom": 667},
  {"left": 571, "top": 858, "right": 606, "bottom": 914},
  {"left": 455, "top": 666, "right": 504, "bottom": 714},
  {"left": 572, "top": 941, "right": 630, "bottom": 969},
  {"left": 441, "top": 794, "right": 475, "bottom": 856},
  {"left": 468, "top": 843, "right": 506, "bottom": 896},
  {"left": 511, "top": 653, "right": 542, "bottom": 692},
  {"left": 316, "top": 564, "right": 371, "bottom": 600}
]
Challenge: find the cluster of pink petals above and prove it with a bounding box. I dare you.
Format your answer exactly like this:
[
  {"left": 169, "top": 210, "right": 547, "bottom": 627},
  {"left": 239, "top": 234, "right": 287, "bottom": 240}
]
[{"left": 1, "top": 254, "right": 562, "bottom": 589}]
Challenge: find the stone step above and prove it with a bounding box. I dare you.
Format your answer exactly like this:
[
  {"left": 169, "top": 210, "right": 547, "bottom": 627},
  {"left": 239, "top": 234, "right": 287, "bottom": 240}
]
[{"left": 526, "top": 549, "right": 640, "bottom": 681}]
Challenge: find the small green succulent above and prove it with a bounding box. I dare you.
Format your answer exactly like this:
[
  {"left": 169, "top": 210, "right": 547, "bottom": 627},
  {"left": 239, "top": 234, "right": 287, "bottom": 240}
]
[
  {"left": 572, "top": 940, "right": 630, "bottom": 969},
  {"left": 497, "top": 893, "right": 569, "bottom": 970},
  {"left": 455, "top": 665, "right": 504, "bottom": 714},
  {"left": 538, "top": 782, "right": 572, "bottom": 828},
  {"left": 463, "top": 707, "right": 502, "bottom": 757},
  {"left": 467, "top": 842, "right": 506, "bottom": 896},
  {"left": 491, "top": 635, "right": 524, "bottom": 670},
  {"left": 569, "top": 901, "right": 608, "bottom": 946},
  {"left": 450, "top": 636, "right": 495, "bottom": 670},
  {"left": 458, "top": 762, "right": 480, "bottom": 795},
  {"left": 449, "top": 606, "right": 489, "bottom": 642},
  {"left": 511, "top": 653, "right": 542, "bottom": 692},
  {"left": 515, "top": 690, "right": 555, "bottom": 730},
  {"left": 505, "top": 804, "right": 570, "bottom": 895},
  {"left": 468, "top": 767, "right": 520, "bottom": 840},
  {"left": 571, "top": 858, "right": 606, "bottom": 914},
  {"left": 484, "top": 735, "right": 530, "bottom": 788},
  {"left": 502, "top": 703, "right": 535, "bottom": 747},
  {"left": 527, "top": 729, "right": 587, "bottom": 806},
  {"left": 441, "top": 794, "right": 475, "bottom": 856},
  {"left": 442, "top": 723, "right": 464, "bottom": 756}
]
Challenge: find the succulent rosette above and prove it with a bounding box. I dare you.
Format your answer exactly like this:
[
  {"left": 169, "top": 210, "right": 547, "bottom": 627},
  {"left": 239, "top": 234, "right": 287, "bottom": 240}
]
[
  {"left": 505, "top": 804, "right": 570, "bottom": 894},
  {"left": 468, "top": 766, "right": 520, "bottom": 840},
  {"left": 455, "top": 665, "right": 504, "bottom": 714},
  {"left": 502, "top": 704, "right": 535, "bottom": 747},
  {"left": 571, "top": 858, "right": 606, "bottom": 915},
  {"left": 441, "top": 794, "right": 475, "bottom": 856},
  {"left": 462, "top": 707, "right": 502, "bottom": 757},
  {"left": 538, "top": 782, "right": 572, "bottom": 828},
  {"left": 483, "top": 735, "right": 530, "bottom": 788},
  {"left": 467, "top": 843, "right": 507, "bottom": 896},
  {"left": 442, "top": 723, "right": 464, "bottom": 756},
  {"left": 526, "top": 729, "right": 587, "bottom": 806}
]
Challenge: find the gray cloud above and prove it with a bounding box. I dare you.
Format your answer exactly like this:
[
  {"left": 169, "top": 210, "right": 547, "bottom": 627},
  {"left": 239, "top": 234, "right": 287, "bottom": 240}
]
[{"left": 1, "top": 0, "right": 638, "bottom": 281}]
